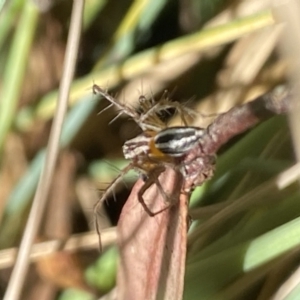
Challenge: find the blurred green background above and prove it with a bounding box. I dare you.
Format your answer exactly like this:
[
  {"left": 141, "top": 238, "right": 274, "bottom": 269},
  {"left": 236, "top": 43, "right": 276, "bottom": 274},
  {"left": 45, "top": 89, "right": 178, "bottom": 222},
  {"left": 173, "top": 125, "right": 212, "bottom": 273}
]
[{"left": 0, "top": 0, "right": 298, "bottom": 299}]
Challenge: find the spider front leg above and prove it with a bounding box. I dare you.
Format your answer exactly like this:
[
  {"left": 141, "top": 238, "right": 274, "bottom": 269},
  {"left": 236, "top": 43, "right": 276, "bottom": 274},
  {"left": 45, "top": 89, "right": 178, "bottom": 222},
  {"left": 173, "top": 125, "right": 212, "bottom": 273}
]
[
  {"left": 92, "top": 84, "right": 140, "bottom": 121},
  {"left": 94, "top": 163, "right": 134, "bottom": 248},
  {"left": 137, "top": 165, "right": 180, "bottom": 216}
]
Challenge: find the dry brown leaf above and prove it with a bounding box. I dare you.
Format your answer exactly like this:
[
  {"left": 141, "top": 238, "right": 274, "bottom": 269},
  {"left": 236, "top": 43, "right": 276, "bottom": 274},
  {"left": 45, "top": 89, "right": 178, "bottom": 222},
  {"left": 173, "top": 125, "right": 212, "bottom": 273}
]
[{"left": 117, "top": 167, "right": 188, "bottom": 300}]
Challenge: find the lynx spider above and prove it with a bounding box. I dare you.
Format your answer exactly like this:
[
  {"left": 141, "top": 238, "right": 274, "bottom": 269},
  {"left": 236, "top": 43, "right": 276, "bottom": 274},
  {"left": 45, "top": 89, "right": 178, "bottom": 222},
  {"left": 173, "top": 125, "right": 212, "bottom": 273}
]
[{"left": 92, "top": 84, "right": 209, "bottom": 223}]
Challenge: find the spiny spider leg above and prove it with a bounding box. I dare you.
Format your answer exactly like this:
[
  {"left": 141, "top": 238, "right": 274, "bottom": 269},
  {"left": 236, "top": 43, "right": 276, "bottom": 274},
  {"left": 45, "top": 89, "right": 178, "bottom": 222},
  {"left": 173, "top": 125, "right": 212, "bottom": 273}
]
[
  {"left": 137, "top": 99, "right": 195, "bottom": 130},
  {"left": 93, "top": 84, "right": 164, "bottom": 132},
  {"left": 93, "top": 83, "right": 197, "bottom": 132},
  {"left": 137, "top": 165, "right": 177, "bottom": 216},
  {"left": 93, "top": 84, "right": 140, "bottom": 121},
  {"left": 157, "top": 96, "right": 219, "bottom": 122},
  {"left": 139, "top": 100, "right": 198, "bottom": 127},
  {"left": 94, "top": 163, "right": 135, "bottom": 250}
]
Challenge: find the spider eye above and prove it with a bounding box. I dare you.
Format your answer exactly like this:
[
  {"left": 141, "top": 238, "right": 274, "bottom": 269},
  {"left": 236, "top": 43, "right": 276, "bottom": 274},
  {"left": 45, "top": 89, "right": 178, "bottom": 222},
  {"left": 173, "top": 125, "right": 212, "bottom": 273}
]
[{"left": 138, "top": 95, "right": 147, "bottom": 103}]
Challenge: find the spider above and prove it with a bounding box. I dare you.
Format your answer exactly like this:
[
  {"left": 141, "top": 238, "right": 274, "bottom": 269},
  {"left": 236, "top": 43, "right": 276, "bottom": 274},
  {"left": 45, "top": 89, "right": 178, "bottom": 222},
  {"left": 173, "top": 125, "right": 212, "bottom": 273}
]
[{"left": 92, "top": 84, "right": 215, "bottom": 218}]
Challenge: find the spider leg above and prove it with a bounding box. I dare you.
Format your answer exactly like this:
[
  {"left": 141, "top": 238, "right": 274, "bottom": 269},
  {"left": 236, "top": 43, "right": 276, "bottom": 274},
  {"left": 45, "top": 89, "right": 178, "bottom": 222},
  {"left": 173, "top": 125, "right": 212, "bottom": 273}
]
[
  {"left": 93, "top": 84, "right": 139, "bottom": 121},
  {"left": 137, "top": 165, "right": 178, "bottom": 216},
  {"left": 94, "top": 163, "right": 134, "bottom": 250},
  {"left": 140, "top": 99, "right": 196, "bottom": 127}
]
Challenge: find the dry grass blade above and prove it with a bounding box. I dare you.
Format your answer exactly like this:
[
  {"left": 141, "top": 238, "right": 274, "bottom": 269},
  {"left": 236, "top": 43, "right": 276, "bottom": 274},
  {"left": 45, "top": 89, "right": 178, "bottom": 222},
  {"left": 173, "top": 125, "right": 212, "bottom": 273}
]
[
  {"left": 3, "top": 1, "right": 84, "bottom": 299},
  {"left": 117, "top": 168, "right": 188, "bottom": 300},
  {"left": 273, "top": 0, "right": 300, "bottom": 162},
  {"left": 270, "top": 0, "right": 300, "bottom": 298},
  {"left": 0, "top": 229, "right": 117, "bottom": 269}
]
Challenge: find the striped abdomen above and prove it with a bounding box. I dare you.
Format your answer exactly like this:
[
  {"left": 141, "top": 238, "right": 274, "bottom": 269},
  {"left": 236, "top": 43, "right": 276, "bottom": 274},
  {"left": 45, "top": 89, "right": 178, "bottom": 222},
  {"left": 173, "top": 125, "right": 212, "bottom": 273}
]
[{"left": 154, "top": 126, "right": 205, "bottom": 157}]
